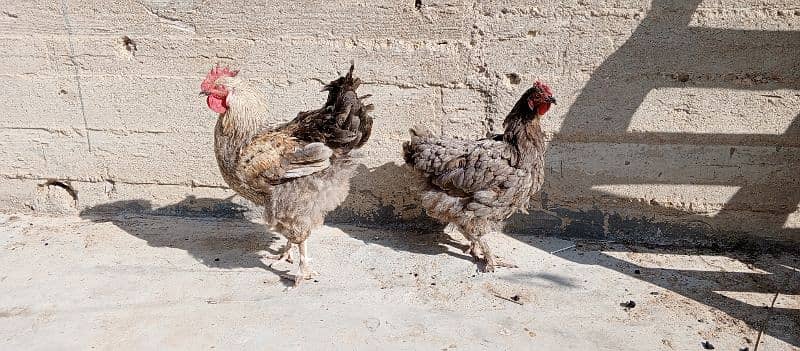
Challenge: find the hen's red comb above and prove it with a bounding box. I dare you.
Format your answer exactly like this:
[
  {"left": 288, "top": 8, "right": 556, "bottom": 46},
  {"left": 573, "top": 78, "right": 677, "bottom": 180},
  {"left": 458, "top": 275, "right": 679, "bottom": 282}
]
[
  {"left": 201, "top": 66, "right": 238, "bottom": 92},
  {"left": 534, "top": 80, "right": 553, "bottom": 96}
]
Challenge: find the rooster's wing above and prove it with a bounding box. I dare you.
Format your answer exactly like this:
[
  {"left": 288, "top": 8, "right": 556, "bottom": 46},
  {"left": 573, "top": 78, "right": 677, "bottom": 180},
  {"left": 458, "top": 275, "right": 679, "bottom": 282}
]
[{"left": 236, "top": 131, "right": 333, "bottom": 188}]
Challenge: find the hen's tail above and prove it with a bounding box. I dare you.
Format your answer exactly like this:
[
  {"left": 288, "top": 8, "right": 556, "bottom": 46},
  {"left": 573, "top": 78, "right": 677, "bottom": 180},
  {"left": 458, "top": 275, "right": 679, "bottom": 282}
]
[
  {"left": 322, "top": 63, "right": 375, "bottom": 153},
  {"left": 402, "top": 124, "right": 434, "bottom": 164}
]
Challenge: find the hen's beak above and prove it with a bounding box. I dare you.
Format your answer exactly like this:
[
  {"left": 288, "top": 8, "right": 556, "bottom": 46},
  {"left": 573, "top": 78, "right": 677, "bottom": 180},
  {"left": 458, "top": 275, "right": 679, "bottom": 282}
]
[
  {"left": 546, "top": 96, "right": 557, "bottom": 104},
  {"left": 199, "top": 91, "right": 210, "bottom": 96}
]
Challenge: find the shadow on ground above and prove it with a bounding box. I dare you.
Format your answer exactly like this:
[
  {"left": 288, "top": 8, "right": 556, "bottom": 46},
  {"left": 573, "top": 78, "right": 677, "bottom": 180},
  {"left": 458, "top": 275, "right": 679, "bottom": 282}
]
[
  {"left": 79, "top": 196, "right": 294, "bottom": 286},
  {"left": 518, "top": 236, "right": 800, "bottom": 347},
  {"left": 328, "top": 163, "right": 478, "bottom": 263}
]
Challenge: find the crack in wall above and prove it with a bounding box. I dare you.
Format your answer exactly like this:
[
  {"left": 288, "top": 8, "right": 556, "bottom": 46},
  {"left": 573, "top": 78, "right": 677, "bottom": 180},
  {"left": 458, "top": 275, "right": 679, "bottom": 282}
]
[
  {"left": 138, "top": 1, "right": 197, "bottom": 33},
  {"left": 3, "top": 174, "right": 230, "bottom": 190},
  {"left": 59, "top": 0, "right": 92, "bottom": 152}
]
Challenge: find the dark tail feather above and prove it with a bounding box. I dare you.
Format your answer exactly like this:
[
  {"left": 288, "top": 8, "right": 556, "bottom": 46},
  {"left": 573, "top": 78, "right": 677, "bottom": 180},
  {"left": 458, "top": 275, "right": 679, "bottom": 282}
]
[
  {"left": 402, "top": 125, "right": 434, "bottom": 164},
  {"left": 402, "top": 141, "right": 414, "bottom": 164},
  {"left": 319, "top": 62, "right": 374, "bottom": 154},
  {"left": 345, "top": 61, "right": 355, "bottom": 83},
  {"left": 344, "top": 61, "right": 362, "bottom": 91}
]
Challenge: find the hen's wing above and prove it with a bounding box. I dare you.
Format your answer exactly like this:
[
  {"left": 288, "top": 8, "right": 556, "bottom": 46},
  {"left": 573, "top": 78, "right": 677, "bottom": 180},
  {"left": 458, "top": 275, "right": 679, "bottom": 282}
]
[
  {"left": 403, "top": 128, "right": 522, "bottom": 199},
  {"left": 236, "top": 131, "right": 333, "bottom": 187}
]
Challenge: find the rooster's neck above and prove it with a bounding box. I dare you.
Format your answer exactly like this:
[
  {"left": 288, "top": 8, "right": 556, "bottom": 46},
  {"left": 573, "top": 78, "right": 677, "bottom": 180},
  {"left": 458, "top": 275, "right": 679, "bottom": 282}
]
[
  {"left": 219, "top": 112, "right": 262, "bottom": 140},
  {"left": 218, "top": 87, "right": 270, "bottom": 139}
]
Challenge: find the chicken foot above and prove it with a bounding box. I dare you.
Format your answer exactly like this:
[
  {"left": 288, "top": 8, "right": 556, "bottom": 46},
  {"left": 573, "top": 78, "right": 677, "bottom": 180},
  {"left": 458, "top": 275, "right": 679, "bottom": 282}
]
[
  {"left": 476, "top": 236, "right": 518, "bottom": 273},
  {"left": 266, "top": 242, "right": 294, "bottom": 265},
  {"left": 463, "top": 241, "right": 482, "bottom": 261}
]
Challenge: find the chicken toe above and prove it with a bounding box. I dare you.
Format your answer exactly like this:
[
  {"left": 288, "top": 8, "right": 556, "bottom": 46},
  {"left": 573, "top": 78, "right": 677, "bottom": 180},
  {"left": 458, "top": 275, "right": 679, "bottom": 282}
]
[
  {"left": 462, "top": 241, "right": 482, "bottom": 261},
  {"left": 266, "top": 243, "right": 294, "bottom": 265}
]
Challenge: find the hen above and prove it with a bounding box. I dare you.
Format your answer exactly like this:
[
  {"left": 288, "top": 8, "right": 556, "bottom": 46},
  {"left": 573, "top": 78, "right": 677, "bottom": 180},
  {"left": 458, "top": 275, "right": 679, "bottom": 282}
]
[
  {"left": 201, "top": 64, "right": 373, "bottom": 285},
  {"left": 403, "top": 81, "right": 555, "bottom": 272}
]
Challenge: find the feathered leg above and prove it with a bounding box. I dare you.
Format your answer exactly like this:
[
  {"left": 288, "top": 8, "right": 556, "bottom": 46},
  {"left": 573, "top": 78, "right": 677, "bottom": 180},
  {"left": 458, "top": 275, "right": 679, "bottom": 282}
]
[
  {"left": 264, "top": 210, "right": 294, "bottom": 264},
  {"left": 456, "top": 224, "right": 482, "bottom": 261},
  {"left": 294, "top": 239, "right": 319, "bottom": 287}
]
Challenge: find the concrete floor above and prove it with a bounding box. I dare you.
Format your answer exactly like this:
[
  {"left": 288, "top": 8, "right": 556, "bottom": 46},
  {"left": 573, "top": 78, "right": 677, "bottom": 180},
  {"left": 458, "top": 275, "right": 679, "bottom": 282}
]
[{"left": 0, "top": 213, "right": 797, "bottom": 350}]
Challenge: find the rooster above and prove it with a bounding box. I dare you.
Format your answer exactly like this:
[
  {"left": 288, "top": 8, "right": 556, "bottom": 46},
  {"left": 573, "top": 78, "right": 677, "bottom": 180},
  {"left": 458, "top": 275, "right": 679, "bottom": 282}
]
[
  {"left": 201, "top": 64, "right": 373, "bottom": 285},
  {"left": 403, "top": 81, "right": 555, "bottom": 272}
]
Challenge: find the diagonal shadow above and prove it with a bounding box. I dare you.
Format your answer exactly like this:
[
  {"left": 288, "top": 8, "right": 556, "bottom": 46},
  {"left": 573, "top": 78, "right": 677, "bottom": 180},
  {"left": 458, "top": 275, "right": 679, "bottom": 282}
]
[
  {"left": 553, "top": 0, "right": 799, "bottom": 241},
  {"left": 520, "top": 239, "right": 800, "bottom": 347},
  {"left": 534, "top": 0, "right": 800, "bottom": 346}
]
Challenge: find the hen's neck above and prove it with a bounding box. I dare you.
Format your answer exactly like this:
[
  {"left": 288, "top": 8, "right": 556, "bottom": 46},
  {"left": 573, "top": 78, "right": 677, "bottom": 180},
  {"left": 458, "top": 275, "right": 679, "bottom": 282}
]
[
  {"left": 503, "top": 117, "right": 545, "bottom": 167},
  {"left": 502, "top": 92, "right": 546, "bottom": 167}
]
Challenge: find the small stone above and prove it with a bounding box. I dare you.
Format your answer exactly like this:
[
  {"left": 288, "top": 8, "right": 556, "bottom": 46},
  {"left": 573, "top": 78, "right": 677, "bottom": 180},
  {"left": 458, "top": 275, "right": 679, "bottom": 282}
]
[
  {"left": 511, "top": 295, "right": 521, "bottom": 302},
  {"left": 701, "top": 340, "right": 715, "bottom": 349},
  {"left": 620, "top": 300, "right": 636, "bottom": 309},
  {"left": 634, "top": 269, "right": 640, "bottom": 274},
  {"left": 214, "top": 258, "right": 220, "bottom": 262},
  {"left": 363, "top": 318, "right": 380, "bottom": 332}
]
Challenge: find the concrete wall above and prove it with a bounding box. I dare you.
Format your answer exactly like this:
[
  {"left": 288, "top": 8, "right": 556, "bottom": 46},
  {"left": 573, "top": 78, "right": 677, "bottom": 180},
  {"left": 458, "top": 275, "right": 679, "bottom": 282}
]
[{"left": 2, "top": 0, "right": 799, "bottom": 247}]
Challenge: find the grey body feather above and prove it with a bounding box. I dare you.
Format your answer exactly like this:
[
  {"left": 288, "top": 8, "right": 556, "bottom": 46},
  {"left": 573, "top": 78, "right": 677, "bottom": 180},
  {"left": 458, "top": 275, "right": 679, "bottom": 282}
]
[{"left": 402, "top": 86, "right": 550, "bottom": 272}]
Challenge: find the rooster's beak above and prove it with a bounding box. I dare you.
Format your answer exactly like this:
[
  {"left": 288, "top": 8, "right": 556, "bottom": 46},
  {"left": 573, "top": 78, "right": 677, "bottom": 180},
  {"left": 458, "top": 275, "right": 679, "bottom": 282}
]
[
  {"left": 199, "top": 91, "right": 210, "bottom": 96},
  {"left": 546, "top": 96, "right": 557, "bottom": 104}
]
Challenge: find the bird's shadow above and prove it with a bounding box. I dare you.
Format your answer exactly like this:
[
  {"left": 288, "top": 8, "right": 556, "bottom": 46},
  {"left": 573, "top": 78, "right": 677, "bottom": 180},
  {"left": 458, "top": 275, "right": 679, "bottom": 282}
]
[
  {"left": 79, "top": 196, "right": 294, "bottom": 287},
  {"left": 328, "top": 162, "right": 478, "bottom": 265},
  {"left": 330, "top": 222, "right": 478, "bottom": 265}
]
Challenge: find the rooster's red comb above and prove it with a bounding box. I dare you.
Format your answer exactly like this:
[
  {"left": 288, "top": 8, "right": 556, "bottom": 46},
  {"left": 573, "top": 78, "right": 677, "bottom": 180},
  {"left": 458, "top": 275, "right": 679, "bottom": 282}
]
[
  {"left": 201, "top": 66, "right": 238, "bottom": 92},
  {"left": 534, "top": 80, "right": 553, "bottom": 96}
]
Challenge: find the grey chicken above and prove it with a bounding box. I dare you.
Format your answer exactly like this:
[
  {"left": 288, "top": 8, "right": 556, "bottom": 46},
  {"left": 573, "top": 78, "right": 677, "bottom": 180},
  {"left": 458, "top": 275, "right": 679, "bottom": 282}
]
[
  {"left": 201, "top": 64, "right": 373, "bottom": 285},
  {"left": 403, "top": 81, "right": 555, "bottom": 272}
]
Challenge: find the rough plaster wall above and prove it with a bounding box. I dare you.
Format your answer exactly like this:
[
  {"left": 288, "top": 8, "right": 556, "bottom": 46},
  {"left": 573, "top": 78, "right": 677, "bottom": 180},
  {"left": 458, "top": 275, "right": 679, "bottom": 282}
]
[{"left": 1, "top": 0, "right": 798, "bottom": 246}]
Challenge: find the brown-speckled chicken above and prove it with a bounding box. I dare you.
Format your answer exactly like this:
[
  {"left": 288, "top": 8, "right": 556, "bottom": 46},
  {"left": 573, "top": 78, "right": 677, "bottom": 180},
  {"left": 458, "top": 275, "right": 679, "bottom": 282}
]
[
  {"left": 201, "top": 64, "right": 373, "bottom": 285},
  {"left": 403, "top": 82, "right": 555, "bottom": 272}
]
